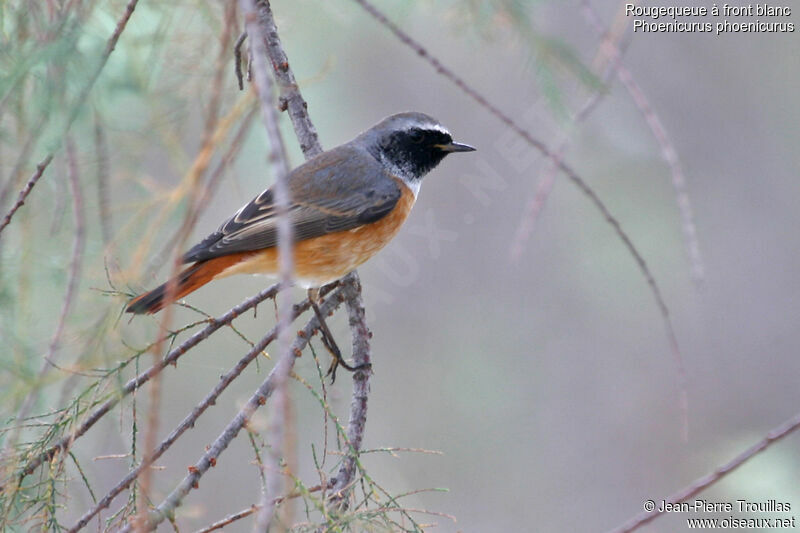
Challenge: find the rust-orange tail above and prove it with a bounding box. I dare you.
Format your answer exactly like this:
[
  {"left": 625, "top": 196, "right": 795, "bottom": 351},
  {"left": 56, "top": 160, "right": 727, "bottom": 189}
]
[{"left": 126, "top": 253, "right": 251, "bottom": 314}]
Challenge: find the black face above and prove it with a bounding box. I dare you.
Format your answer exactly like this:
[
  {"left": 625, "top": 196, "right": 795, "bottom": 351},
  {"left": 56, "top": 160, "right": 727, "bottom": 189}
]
[{"left": 374, "top": 127, "right": 454, "bottom": 179}]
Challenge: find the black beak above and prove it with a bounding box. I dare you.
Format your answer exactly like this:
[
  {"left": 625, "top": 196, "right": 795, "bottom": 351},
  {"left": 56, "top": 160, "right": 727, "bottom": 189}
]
[{"left": 436, "top": 141, "right": 476, "bottom": 153}]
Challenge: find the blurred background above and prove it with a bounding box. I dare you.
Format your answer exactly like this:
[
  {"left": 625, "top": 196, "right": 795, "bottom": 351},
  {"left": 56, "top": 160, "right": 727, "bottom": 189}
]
[{"left": 1, "top": 0, "right": 799, "bottom": 531}]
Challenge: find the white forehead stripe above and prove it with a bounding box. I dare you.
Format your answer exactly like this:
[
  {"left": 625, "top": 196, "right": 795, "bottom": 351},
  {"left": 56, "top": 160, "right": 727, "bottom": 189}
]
[{"left": 403, "top": 122, "right": 450, "bottom": 136}]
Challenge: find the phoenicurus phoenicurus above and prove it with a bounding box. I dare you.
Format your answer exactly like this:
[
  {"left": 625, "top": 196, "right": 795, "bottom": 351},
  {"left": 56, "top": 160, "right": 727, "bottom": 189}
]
[{"left": 126, "top": 112, "right": 475, "bottom": 315}]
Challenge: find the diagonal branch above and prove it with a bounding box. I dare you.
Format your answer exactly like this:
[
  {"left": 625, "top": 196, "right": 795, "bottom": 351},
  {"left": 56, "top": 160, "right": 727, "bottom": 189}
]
[
  {"left": 115, "top": 287, "right": 348, "bottom": 532},
  {"left": 5, "top": 284, "right": 282, "bottom": 491},
  {"left": 253, "top": 0, "right": 375, "bottom": 520},
  {"left": 0, "top": 154, "right": 54, "bottom": 239},
  {"left": 239, "top": 0, "right": 296, "bottom": 529},
  {"left": 583, "top": 1, "right": 704, "bottom": 285},
  {"left": 509, "top": 3, "right": 633, "bottom": 262},
  {"left": 69, "top": 285, "right": 342, "bottom": 532},
  {"left": 7, "top": 139, "right": 87, "bottom": 455},
  {"left": 134, "top": 10, "right": 240, "bottom": 523},
  {"left": 608, "top": 410, "right": 800, "bottom": 533},
  {"left": 254, "top": 0, "right": 322, "bottom": 158},
  {"left": 350, "top": 0, "right": 687, "bottom": 436}
]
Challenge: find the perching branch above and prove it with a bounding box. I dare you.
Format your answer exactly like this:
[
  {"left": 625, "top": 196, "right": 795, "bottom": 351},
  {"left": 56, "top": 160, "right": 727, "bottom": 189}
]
[
  {"left": 253, "top": 0, "right": 375, "bottom": 516},
  {"left": 330, "top": 272, "right": 372, "bottom": 507}
]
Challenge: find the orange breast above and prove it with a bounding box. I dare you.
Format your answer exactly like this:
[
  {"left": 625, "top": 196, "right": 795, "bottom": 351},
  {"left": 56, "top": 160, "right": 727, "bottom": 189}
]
[{"left": 217, "top": 180, "right": 416, "bottom": 287}]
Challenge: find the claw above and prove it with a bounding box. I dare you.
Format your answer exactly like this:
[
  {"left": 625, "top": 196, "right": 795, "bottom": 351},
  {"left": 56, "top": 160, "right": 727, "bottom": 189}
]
[{"left": 309, "top": 290, "right": 360, "bottom": 384}]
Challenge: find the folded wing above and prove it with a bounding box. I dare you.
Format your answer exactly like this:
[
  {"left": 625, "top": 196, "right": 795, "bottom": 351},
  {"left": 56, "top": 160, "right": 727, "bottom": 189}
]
[{"left": 183, "top": 145, "right": 401, "bottom": 263}]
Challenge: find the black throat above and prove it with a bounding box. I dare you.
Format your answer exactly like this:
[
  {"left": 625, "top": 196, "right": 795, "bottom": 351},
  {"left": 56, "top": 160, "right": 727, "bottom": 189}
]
[{"left": 371, "top": 128, "right": 453, "bottom": 181}]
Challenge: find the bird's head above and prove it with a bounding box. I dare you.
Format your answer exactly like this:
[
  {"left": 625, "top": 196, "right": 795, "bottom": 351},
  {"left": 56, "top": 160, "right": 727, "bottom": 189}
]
[{"left": 356, "top": 112, "right": 475, "bottom": 194}]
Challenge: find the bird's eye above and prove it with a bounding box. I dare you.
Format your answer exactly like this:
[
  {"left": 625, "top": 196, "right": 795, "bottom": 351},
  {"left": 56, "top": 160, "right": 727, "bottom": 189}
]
[{"left": 409, "top": 130, "right": 425, "bottom": 144}]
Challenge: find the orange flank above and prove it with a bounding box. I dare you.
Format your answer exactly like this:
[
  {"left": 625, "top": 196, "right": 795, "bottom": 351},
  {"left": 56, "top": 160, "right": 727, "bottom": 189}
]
[{"left": 126, "top": 180, "right": 415, "bottom": 314}]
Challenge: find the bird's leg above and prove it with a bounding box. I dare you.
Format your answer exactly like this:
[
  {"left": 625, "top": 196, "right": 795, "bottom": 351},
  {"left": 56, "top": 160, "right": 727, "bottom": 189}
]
[{"left": 307, "top": 288, "right": 364, "bottom": 383}]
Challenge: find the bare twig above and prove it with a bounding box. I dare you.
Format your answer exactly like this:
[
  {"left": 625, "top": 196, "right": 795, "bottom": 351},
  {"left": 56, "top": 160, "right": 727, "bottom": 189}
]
[
  {"left": 608, "top": 411, "right": 800, "bottom": 533},
  {"left": 134, "top": 11, "right": 238, "bottom": 526},
  {"left": 63, "top": 0, "right": 139, "bottom": 135},
  {"left": 69, "top": 286, "right": 342, "bottom": 533},
  {"left": 583, "top": 1, "right": 704, "bottom": 285},
  {"left": 194, "top": 481, "right": 332, "bottom": 533},
  {"left": 1, "top": 141, "right": 84, "bottom": 473},
  {"left": 6, "top": 284, "right": 281, "bottom": 491},
  {"left": 1, "top": 0, "right": 137, "bottom": 244},
  {"left": 351, "top": 0, "right": 687, "bottom": 437},
  {"left": 509, "top": 5, "right": 631, "bottom": 262},
  {"left": 240, "top": 0, "right": 295, "bottom": 529},
  {"left": 197, "top": 505, "right": 258, "bottom": 533},
  {"left": 204, "top": 1, "right": 237, "bottom": 144},
  {"left": 330, "top": 273, "right": 372, "bottom": 508},
  {"left": 234, "top": 32, "right": 248, "bottom": 90},
  {"left": 254, "top": 0, "right": 322, "bottom": 158},
  {"left": 0, "top": 154, "right": 54, "bottom": 238},
  {"left": 115, "top": 289, "right": 348, "bottom": 532},
  {"left": 0, "top": 115, "right": 48, "bottom": 214},
  {"left": 253, "top": 1, "right": 376, "bottom": 522}
]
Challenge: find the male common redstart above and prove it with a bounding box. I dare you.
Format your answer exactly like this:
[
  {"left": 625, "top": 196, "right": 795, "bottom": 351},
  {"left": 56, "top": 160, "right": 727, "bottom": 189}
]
[{"left": 126, "top": 112, "right": 475, "bottom": 314}]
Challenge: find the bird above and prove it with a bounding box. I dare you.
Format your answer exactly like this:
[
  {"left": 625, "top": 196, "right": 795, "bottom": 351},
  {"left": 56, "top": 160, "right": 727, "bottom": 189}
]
[{"left": 126, "top": 111, "right": 475, "bottom": 315}]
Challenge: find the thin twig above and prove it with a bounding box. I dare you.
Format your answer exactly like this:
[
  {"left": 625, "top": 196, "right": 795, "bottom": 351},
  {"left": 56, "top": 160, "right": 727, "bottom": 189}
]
[
  {"left": 0, "top": 154, "right": 54, "bottom": 238},
  {"left": 2, "top": 142, "right": 84, "bottom": 472},
  {"left": 583, "top": 1, "right": 704, "bottom": 285},
  {"left": 253, "top": 0, "right": 376, "bottom": 521},
  {"left": 204, "top": 1, "right": 236, "bottom": 144},
  {"left": 63, "top": 0, "right": 139, "bottom": 136},
  {"left": 193, "top": 481, "right": 332, "bottom": 533},
  {"left": 351, "top": 0, "right": 687, "bottom": 437},
  {"left": 134, "top": 11, "right": 239, "bottom": 526},
  {"left": 255, "top": 0, "right": 321, "bottom": 158},
  {"left": 6, "top": 284, "right": 282, "bottom": 491},
  {"left": 509, "top": 5, "right": 631, "bottom": 262},
  {"left": 234, "top": 32, "right": 247, "bottom": 91},
  {"left": 330, "top": 273, "right": 372, "bottom": 508},
  {"left": 115, "top": 288, "right": 348, "bottom": 532},
  {"left": 0, "top": 115, "right": 48, "bottom": 214},
  {"left": 197, "top": 505, "right": 257, "bottom": 533},
  {"left": 240, "top": 0, "right": 295, "bottom": 529},
  {"left": 608, "top": 411, "right": 800, "bottom": 533},
  {"left": 69, "top": 287, "right": 342, "bottom": 533}
]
